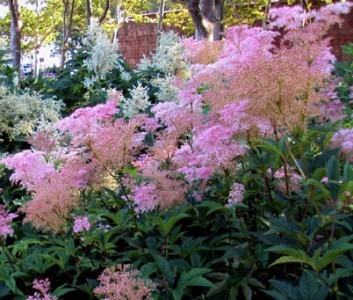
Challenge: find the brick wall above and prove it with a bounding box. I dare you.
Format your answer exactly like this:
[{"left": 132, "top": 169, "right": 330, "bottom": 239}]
[{"left": 117, "top": 23, "right": 162, "bottom": 67}]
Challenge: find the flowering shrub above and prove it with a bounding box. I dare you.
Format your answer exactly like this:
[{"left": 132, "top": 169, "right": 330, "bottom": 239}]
[
  {"left": 121, "top": 82, "right": 151, "bottom": 118},
  {"left": 1, "top": 2, "right": 353, "bottom": 300},
  {"left": 1, "top": 94, "right": 143, "bottom": 232},
  {"left": 94, "top": 265, "right": 155, "bottom": 300},
  {"left": 137, "top": 31, "right": 187, "bottom": 76},
  {"left": 82, "top": 21, "right": 121, "bottom": 84},
  {"left": 0, "top": 87, "right": 63, "bottom": 141}
]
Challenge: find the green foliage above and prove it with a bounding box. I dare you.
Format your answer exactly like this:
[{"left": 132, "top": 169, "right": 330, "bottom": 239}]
[
  {"left": 335, "top": 43, "right": 353, "bottom": 105},
  {"left": 224, "top": 0, "right": 268, "bottom": 26},
  {"left": 0, "top": 47, "right": 17, "bottom": 90},
  {"left": 263, "top": 270, "right": 329, "bottom": 300}
]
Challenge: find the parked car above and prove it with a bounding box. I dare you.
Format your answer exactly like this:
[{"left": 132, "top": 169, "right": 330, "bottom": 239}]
[{"left": 22, "top": 64, "right": 33, "bottom": 76}]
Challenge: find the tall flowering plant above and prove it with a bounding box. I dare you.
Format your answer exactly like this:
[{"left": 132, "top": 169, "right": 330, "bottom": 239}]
[
  {"left": 1, "top": 92, "right": 144, "bottom": 232},
  {"left": 0, "top": 3, "right": 353, "bottom": 300}
]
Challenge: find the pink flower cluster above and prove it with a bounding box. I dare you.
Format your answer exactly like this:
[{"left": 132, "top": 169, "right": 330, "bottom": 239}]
[
  {"left": 273, "top": 166, "right": 302, "bottom": 194},
  {"left": 179, "top": 2, "right": 350, "bottom": 135},
  {"left": 94, "top": 264, "right": 155, "bottom": 300},
  {"left": 331, "top": 129, "right": 353, "bottom": 162},
  {"left": 2, "top": 3, "right": 352, "bottom": 222},
  {"left": 73, "top": 216, "right": 91, "bottom": 233},
  {"left": 1, "top": 94, "right": 143, "bottom": 232},
  {"left": 138, "top": 3, "right": 351, "bottom": 205},
  {"left": 226, "top": 183, "right": 245, "bottom": 207},
  {"left": 0, "top": 205, "right": 17, "bottom": 239},
  {"left": 54, "top": 96, "right": 119, "bottom": 146},
  {"left": 129, "top": 155, "right": 187, "bottom": 213},
  {"left": 27, "top": 278, "right": 57, "bottom": 300}
]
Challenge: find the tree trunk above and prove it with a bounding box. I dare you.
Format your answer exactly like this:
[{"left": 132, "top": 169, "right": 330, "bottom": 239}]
[
  {"left": 34, "top": 0, "right": 39, "bottom": 77},
  {"left": 187, "top": 0, "right": 224, "bottom": 41},
  {"left": 157, "top": 0, "right": 166, "bottom": 33},
  {"left": 85, "top": 0, "right": 92, "bottom": 26},
  {"left": 61, "top": 0, "right": 75, "bottom": 68},
  {"left": 8, "top": 0, "right": 22, "bottom": 72},
  {"left": 200, "top": 0, "right": 224, "bottom": 41},
  {"left": 187, "top": 0, "right": 208, "bottom": 40}
]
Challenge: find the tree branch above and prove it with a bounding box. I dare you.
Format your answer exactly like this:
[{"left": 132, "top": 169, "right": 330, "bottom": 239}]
[{"left": 98, "top": 0, "right": 110, "bottom": 25}]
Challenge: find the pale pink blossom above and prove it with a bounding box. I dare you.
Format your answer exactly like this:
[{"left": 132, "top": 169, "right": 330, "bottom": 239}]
[
  {"left": 226, "top": 183, "right": 245, "bottom": 207},
  {"left": 94, "top": 265, "right": 155, "bottom": 300},
  {"left": 273, "top": 167, "right": 302, "bottom": 194},
  {"left": 27, "top": 278, "right": 57, "bottom": 300},
  {"left": 321, "top": 177, "right": 329, "bottom": 184},
  {"left": 269, "top": 5, "right": 306, "bottom": 30},
  {"left": 0, "top": 205, "right": 17, "bottom": 238},
  {"left": 131, "top": 183, "right": 158, "bottom": 213},
  {"left": 73, "top": 216, "right": 91, "bottom": 233},
  {"left": 143, "top": 117, "right": 161, "bottom": 132},
  {"left": 1, "top": 150, "right": 56, "bottom": 192},
  {"left": 55, "top": 98, "right": 119, "bottom": 146},
  {"left": 129, "top": 155, "right": 186, "bottom": 212},
  {"left": 316, "top": 2, "right": 353, "bottom": 21},
  {"left": 220, "top": 25, "right": 277, "bottom": 66},
  {"left": 331, "top": 129, "right": 353, "bottom": 162}
]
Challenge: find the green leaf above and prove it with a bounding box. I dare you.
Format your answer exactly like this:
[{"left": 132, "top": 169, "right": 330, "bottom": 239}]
[
  {"left": 343, "top": 162, "right": 353, "bottom": 182},
  {"left": 342, "top": 43, "right": 353, "bottom": 56},
  {"left": 11, "top": 238, "right": 44, "bottom": 256},
  {"left": 269, "top": 249, "right": 316, "bottom": 271},
  {"left": 177, "top": 268, "right": 212, "bottom": 287},
  {"left": 151, "top": 253, "right": 176, "bottom": 285},
  {"left": 172, "top": 287, "right": 183, "bottom": 300},
  {"left": 140, "top": 262, "right": 159, "bottom": 277},
  {"left": 158, "top": 213, "right": 189, "bottom": 236},
  {"left": 326, "top": 156, "right": 341, "bottom": 199},
  {"left": 53, "top": 284, "right": 77, "bottom": 298},
  {"left": 186, "top": 276, "right": 215, "bottom": 288},
  {"left": 269, "top": 279, "right": 298, "bottom": 299},
  {"left": 261, "top": 289, "right": 289, "bottom": 300},
  {"left": 247, "top": 277, "right": 265, "bottom": 289},
  {"left": 172, "top": 268, "right": 214, "bottom": 300},
  {"left": 299, "top": 270, "right": 329, "bottom": 300},
  {"left": 305, "top": 178, "right": 330, "bottom": 198},
  {"left": 190, "top": 252, "right": 201, "bottom": 267},
  {"left": 196, "top": 201, "right": 229, "bottom": 216},
  {"left": 0, "top": 282, "right": 10, "bottom": 297},
  {"left": 327, "top": 268, "right": 353, "bottom": 285},
  {"left": 326, "top": 156, "right": 340, "bottom": 181},
  {"left": 5, "top": 276, "right": 24, "bottom": 295},
  {"left": 315, "top": 243, "right": 353, "bottom": 271},
  {"left": 242, "top": 282, "right": 252, "bottom": 300}
]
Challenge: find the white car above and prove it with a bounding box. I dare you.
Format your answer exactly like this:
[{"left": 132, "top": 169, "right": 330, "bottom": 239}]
[{"left": 22, "top": 64, "right": 33, "bottom": 76}]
